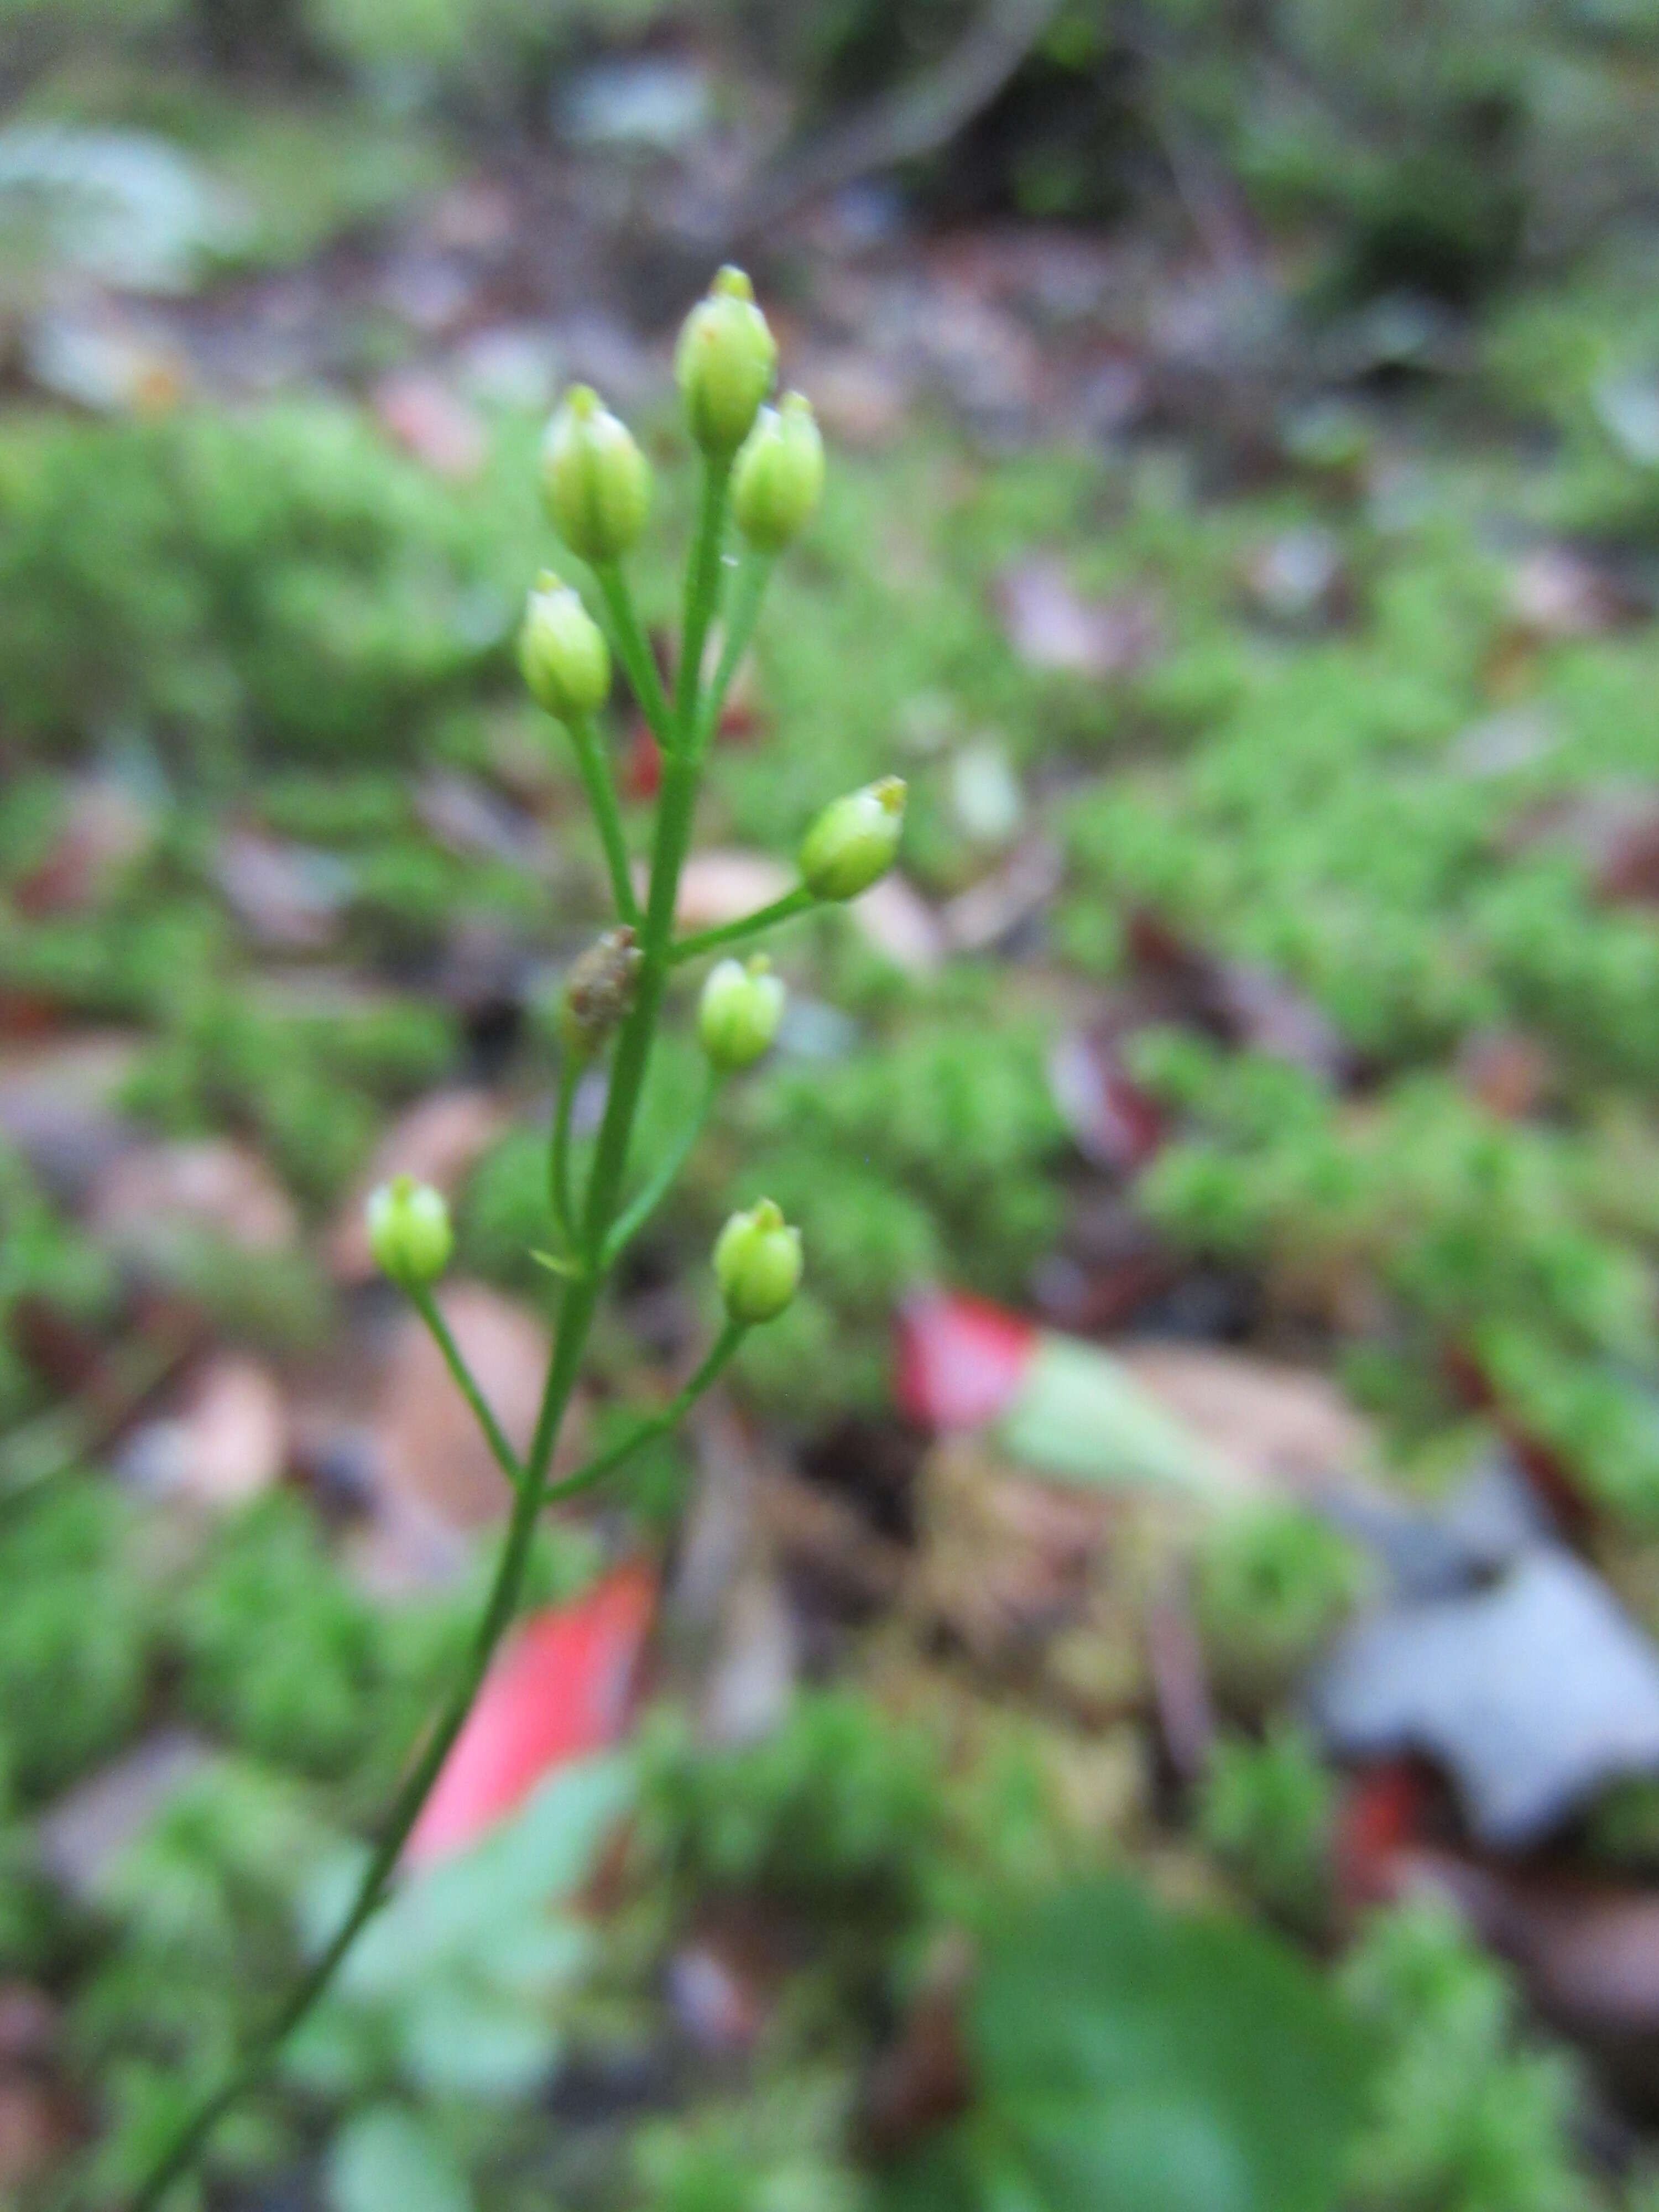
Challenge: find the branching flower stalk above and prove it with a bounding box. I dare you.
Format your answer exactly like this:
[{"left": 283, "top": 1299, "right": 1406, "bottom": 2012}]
[{"left": 123, "top": 265, "right": 905, "bottom": 2212}]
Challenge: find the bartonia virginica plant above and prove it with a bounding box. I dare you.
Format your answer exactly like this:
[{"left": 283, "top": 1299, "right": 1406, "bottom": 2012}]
[{"left": 127, "top": 264, "right": 905, "bottom": 2210}]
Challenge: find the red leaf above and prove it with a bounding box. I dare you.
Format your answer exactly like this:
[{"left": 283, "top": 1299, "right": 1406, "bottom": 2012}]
[
  {"left": 1047, "top": 1031, "right": 1164, "bottom": 1172},
  {"left": 1334, "top": 1759, "right": 1431, "bottom": 1912},
  {"left": 894, "top": 1290, "right": 1038, "bottom": 1432},
  {"left": 405, "top": 1560, "right": 656, "bottom": 1866},
  {"left": 623, "top": 723, "right": 661, "bottom": 802}
]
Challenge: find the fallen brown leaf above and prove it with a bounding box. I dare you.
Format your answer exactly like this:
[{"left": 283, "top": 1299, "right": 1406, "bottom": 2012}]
[
  {"left": 373, "top": 369, "right": 487, "bottom": 478},
  {"left": 1117, "top": 1344, "right": 1374, "bottom": 1496},
  {"left": 88, "top": 1138, "right": 299, "bottom": 1256},
  {"left": 12, "top": 776, "right": 154, "bottom": 919},
  {"left": 35, "top": 1731, "right": 212, "bottom": 1902},
  {"left": 119, "top": 1353, "right": 287, "bottom": 1507},
  {"left": 372, "top": 1283, "right": 554, "bottom": 1532},
  {"left": 671, "top": 850, "right": 794, "bottom": 933},
  {"left": 997, "top": 559, "right": 1164, "bottom": 679}
]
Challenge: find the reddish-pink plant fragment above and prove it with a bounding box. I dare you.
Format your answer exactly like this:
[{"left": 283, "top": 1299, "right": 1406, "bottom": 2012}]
[
  {"left": 405, "top": 1559, "right": 656, "bottom": 1866},
  {"left": 1334, "top": 1759, "right": 1432, "bottom": 1912},
  {"left": 894, "top": 1289, "right": 1039, "bottom": 1432}
]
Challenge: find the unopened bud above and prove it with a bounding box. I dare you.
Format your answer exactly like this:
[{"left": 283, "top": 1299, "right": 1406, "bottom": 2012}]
[
  {"left": 675, "top": 267, "right": 777, "bottom": 456},
  {"left": 799, "top": 776, "right": 906, "bottom": 901},
  {"left": 713, "top": 1198, "right": 802, "bottom": 1325},
  {"left": 700, "top": 955, "right": 785, "bottom": 1072},
  {"left": 541, "top": 386, "right": 651, "bottom": 564},
  {"left": 559, "top": 926, "right": 643, "bottom": 1060},
  {"left": 519, "top": 571, "right": 610, "bottom": 719},
  {"left": 367, "top": 1176, "right": 453, "bottom": 1287},
  {"left": 732, "top": 393, "right": 824, "bottom": 552}
]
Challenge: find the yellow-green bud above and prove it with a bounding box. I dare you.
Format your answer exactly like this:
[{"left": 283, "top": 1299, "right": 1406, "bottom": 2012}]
[
  {"left": 675, "top": 267, "right": 778, "bottom": 456},
  {"left": 367, "top": 1175, "right": 453, "bottom": 1287},
  {"left": 700, "top": 955, "right": 785, "bottom": 1072},
  {"left": 732, "top": 393, "right": 825, "bottom": 552},
  {"left": 799, "top": 776, "right": 906, "bottom": 901},
  {"left": 713, "top": 1198, "right": 802, "bottom": 1325},
  {"left": 519, "top": 571, "right": 610, "bottom": 718},
  {"left": 540, "top": 386, "right": 651, "bottom": 563}
]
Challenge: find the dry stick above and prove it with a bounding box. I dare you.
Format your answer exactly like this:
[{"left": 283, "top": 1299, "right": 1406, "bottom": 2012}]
[{"left": 732, "top": 0, "right": 1066, "bottom": 233}]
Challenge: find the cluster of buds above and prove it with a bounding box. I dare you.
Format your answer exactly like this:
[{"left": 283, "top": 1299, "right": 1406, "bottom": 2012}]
[
  {"left": 156, "top": 257, "right": 938, "bottom": 2208},
  {"left": 371, "top": 267, "right": 920, "bottom": 1338},
  {"left": 369, "top": 1168, "right": 804, "bottom": 1327},
  {"left": 539, "top": 269, "right": 825, "bottom": 576}
]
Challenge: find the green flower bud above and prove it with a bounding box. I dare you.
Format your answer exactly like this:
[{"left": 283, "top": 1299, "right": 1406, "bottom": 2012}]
[
  {"left": 519, "top": 570, "right": 611, "bottom": 718},
  {"left": 675, "top": 266, "right": 778, "bottom": 455},
  {"left": 799, "top": 776, "right": 906, "bottom": 901},
  {"left": 540, "top": 386, "right": 651, "bottom": 563},
  {"left": 367, "top": 1175, "right": 453, "bottom": 1287},
  {"left": 700, "top": 955, "right": 786, "bottom": 1072},
  {"left": 732, "top": 393, "right": 825, "bottom": 552},
  {"left": 713, "top": 1198, "right": 802, "bottom": 1325}
]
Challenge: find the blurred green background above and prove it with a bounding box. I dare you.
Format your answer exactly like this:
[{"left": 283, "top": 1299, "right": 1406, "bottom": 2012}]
[{"left": 5, "top": 2, "right": 1659, "bottom": 2208}]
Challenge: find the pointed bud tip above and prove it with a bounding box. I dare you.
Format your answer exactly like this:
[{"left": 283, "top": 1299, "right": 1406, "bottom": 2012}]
[
  {"left": 713, "top": 1198, "right": 802, "bottom": 1324},
  {"left": 732, "top": 388, "right": 825, "bottom": 552},
  {"left": 676, "top": 270, "right": 778, "bottom": 453},
  {"left": 540, "top": 387, "right": 651, "bottom": 562},
  {"left": 700, "top": 953, "right": 786, "bottom": 1072},
  {"left": 799, "top": 777, "right": 907, "bottom": 901},
  {"left": 367, "top": 1176, "right": 453, "bottom": 1287},
  {"left": 519, "top": 576, "right": 610, "bottom": 718}
]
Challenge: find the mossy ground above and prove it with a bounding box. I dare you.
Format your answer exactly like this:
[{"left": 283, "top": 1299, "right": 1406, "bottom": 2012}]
[{"left": 3, "top": 131, "right": 1659, "bottom": 2203}]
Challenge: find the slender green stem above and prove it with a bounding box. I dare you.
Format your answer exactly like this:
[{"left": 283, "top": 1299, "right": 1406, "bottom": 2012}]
[
  {"left": 564, "top": 711, "right": 639, "bottom": 924},
  {"left": 407, "top": 1282, "right": 522, "bottom": 1491},
  {"left": 128, "top": 1276, "right": 601, "bottom": 2212},
  {"left": 543, "top": 1319, "right": 747, "bottom": 1512},
  {"left": 675, "top": 455, "right": 733, "bottom": 738},
  {"left": 126, "top": 434, "right": 742, "bottom": 2212},
  {"left": 593, "top": 564, "right": 673, "bottom": 749},
  {"left": 577, "top": 467, "right": 735, "bottom": 1261},
  {"left": 550, "top": 1061, "right": 581, "bottom": 1248},
  {"left": 578, "top": 752, "right": 700, "bottom": 1255},
  {"left": 669, "top": 883, "right": 817, "bottom": 966},
  {"left": 692, "top": 550, "right": 771, "bottom": 752},
  {"left": 601, "top": 1068, "right": 719, "bottom": 1269}
]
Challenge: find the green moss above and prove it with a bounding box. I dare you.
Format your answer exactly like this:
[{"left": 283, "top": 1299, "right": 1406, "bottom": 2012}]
[
  {"left": 175, "top": 1495, "right": 389, "bottom": 1777},
  {"left": 1342, "top": 1901, "right": 1593, "bottom": 2212},
  {"left": 0, "top": 1478, "right": 153, "bottom": 1802},
  {"left": 1198, "top": 1724, "right": 1335, "bottom": 1935},
  {"left": 637, "top": 1692, "right": 942, "bottom": 1934},
  {"left": 0, "top": 402, "right": 536, "bottom": 767},
  {"left": 1194, "top": 1504, "right": 1368, "bottom": 1708}
]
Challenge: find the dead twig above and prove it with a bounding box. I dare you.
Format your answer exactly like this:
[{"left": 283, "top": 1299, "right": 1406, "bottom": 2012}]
[{"left": 735, "top": 0, "right": 1067, "bottom": 233}]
